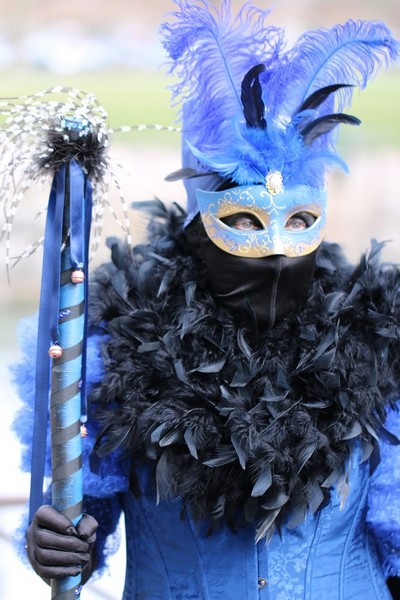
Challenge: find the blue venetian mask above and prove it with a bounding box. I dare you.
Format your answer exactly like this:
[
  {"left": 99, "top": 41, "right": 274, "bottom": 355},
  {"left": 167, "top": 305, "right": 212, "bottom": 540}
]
[{"left": 195, "top": 175, "right": 327, "bottom": 258}]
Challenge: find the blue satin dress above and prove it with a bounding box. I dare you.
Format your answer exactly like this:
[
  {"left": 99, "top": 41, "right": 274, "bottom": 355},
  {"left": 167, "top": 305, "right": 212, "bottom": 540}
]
[{"left": 120, "top": 447, "right": 391, "bottom": 600}]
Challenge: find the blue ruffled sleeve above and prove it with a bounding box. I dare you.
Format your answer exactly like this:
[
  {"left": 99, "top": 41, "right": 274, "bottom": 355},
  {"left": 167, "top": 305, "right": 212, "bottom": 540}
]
[
  {"left": 367, "top": 401, "right": 400, "bottom": 578},
  {"left": 11, "top": 315, "right": 129, "bottom": 573}
]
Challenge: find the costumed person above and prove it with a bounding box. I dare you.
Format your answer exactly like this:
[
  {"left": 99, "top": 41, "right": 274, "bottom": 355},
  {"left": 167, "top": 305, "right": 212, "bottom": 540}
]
[{"left": 11, "top": 1, "right": 400, "bottom": 598}]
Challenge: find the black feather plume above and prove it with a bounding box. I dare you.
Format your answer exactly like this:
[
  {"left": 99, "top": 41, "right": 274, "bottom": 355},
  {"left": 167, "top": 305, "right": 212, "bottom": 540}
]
[
  {"left": 164, "top": 167, "right": 216, "bottom": 182},
  {"left": 295, "top": 83, "right": 354, "bottom": 113},
  {"left": 36, "top": 118, "right": 107, "bottom": 177},
  {"left": 300, "top": 113, "right": 361, "bottom": 144},
  {"left": 241, "top": 64, "right": 267, "bottom": 129}
]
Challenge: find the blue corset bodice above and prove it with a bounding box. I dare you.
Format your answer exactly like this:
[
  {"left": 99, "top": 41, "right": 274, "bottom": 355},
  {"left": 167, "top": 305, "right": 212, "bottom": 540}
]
[{"left": 121, "top": 451, "right": 391, "bottom": 600}]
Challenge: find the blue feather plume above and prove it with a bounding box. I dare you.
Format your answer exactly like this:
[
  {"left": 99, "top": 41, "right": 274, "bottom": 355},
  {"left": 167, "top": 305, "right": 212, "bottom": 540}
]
[
  {"left": 160, "top": 0, "right": 284, "bottom": 151},
  {"left": 268, "top": 20, "right": 400, "bottom": 122},
  {"left": 161, "top": 1, "right": 400, "bottom": 188}
]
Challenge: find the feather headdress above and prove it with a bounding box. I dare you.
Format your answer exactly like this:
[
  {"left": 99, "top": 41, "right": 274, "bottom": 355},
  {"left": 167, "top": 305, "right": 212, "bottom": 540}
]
[{"left": 161, "top": 0, "right": 399, "bottom": 191}]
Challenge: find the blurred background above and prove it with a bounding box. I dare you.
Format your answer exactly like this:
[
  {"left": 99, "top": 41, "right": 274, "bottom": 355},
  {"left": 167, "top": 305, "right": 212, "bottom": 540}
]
[{"left": 0, "top": 1, "right": 399, "bottom": 599}]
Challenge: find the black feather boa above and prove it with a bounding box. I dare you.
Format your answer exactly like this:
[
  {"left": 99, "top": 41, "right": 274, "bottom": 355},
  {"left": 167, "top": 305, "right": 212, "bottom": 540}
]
[{"left": 88, "top": 201, "right": 400, "bottom": 540}]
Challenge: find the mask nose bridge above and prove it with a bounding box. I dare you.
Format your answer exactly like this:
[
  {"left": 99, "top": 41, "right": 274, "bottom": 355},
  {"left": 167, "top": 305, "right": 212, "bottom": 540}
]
[{"left": 266, "top": 212, "right": 286, "bottom": 255}]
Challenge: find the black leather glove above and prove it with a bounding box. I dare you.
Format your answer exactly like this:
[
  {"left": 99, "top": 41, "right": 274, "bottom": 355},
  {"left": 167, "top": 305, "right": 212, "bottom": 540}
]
[{"left": 26, "top": 505, "right": 98, "bottom": 583}]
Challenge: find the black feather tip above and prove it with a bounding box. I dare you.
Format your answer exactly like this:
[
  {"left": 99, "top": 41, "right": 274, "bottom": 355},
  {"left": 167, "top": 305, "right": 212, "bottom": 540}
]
[
  {"left": 36, "top": 116, "right": 108, "bottom": 178},
  {"left": 241, "top": 64, "right": 267, "bottom": 130}
]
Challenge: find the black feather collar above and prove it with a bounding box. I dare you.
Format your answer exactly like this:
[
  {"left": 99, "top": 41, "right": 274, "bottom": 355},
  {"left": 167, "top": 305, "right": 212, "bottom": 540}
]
[{"left": 89, "top": 201, "right": 400, "bottom": 539}]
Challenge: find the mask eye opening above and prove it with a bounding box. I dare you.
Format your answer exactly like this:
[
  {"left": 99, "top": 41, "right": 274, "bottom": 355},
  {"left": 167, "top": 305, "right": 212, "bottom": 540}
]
[
  {"left": 220, "top": 212, "right": 264, "bottom": 231},
  {"left": 285, "top": 211, "right": 318, "bottom": 231}
]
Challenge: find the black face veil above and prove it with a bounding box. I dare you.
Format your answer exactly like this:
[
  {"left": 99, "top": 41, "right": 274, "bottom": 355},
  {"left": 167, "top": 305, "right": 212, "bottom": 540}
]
[{"left": 185, "top": 215, "right": 318, "bottom": 329}]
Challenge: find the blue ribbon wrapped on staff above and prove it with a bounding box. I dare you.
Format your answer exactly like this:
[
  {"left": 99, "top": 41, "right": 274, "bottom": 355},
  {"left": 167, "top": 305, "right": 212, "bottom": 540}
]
[{"left": 31, "top": 118, "right": 93, "bottom": 600}]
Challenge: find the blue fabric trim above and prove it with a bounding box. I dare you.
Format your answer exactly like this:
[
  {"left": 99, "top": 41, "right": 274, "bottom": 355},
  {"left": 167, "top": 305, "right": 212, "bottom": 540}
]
[
  {"left": 69, "top": 161, "right": 86, "bottom": 270},
  {"left": 30, "top": 167, "right": 66, "bottom": 520},
  {"left": 82, "top": 494, "right": 123, "bottom": 575},
  {"left": 367, "top": 400, "right": 400, "bottom": 577}
]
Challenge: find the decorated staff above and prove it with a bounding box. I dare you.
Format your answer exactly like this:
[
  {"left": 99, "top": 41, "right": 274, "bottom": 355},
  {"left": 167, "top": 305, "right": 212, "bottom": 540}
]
[
  {"left": 46, "top": 143, "right": 92, "bottom": 599},
  {"left": 0, "top": 91, "right": 119, "bottom": 599},
  {"left": 0, "top": 88, "right": 180, "bottom": 598},
  {"left": 0, "top": 89, "right": 179, "bottom": 598}
]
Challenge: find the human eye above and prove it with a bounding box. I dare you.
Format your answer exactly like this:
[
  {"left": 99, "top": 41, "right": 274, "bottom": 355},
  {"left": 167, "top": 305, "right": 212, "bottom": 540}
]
[
  {"left": 221, "top": 212, "right": 263, "bottom": 231},
  {"left": 285, "top": 212, "right": 316, "bottom": 231}
]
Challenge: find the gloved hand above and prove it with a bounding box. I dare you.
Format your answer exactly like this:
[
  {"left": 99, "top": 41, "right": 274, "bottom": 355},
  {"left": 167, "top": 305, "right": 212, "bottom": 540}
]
[{"left": 26, "top": 505, "right": 98, "bottom": 583}]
